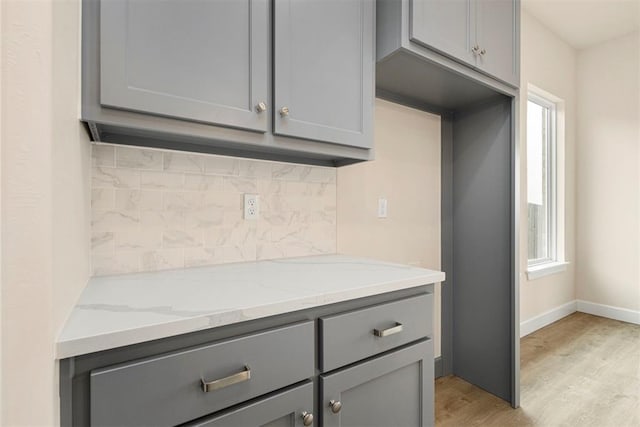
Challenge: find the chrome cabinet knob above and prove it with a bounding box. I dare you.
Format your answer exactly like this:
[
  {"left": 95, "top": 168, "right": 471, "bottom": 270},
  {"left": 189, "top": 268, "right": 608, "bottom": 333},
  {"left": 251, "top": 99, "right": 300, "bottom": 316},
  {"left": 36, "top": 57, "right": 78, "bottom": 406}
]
[
  {"left": 255, "top": 102, "right": 267, "bottom": 113},
  {"left": 480, "top": 48, "right": 486, "bottom": 56},
  {"left": 329, "top": 400, "right": 342, "bottom": 414},
  {"left": 301, "top": 411, "right": 314, "bottom": 426},
  {"left": 471, "top": 45, "right": 480, "bottom": 54},
  {"left": 279, "top": 106, "right": 290, "bottom": 117}
]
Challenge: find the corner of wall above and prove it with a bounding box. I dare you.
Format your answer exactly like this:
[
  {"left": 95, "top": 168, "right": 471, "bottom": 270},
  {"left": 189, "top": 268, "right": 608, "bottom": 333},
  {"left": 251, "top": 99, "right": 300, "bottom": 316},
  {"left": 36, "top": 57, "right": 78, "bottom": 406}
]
[
  {"left": 574, "top": 31, "right": 640, "bottom": 313},
  {"left": 519, "top": 8, "right": 579, "bottom": 324}
]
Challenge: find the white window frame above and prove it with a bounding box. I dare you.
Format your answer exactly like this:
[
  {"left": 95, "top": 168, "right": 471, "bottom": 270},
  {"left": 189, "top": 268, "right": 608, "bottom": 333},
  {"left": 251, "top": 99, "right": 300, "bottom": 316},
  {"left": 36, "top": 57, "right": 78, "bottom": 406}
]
[{"left": 526, "top": 85, "right": 568, "bottom": 280}]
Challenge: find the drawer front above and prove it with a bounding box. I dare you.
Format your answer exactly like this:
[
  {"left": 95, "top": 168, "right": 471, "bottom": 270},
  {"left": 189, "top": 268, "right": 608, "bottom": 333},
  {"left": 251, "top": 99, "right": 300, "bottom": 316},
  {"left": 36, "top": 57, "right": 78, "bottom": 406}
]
[
  {"left": 90, "top": 321, "right": 314, "bottom": 427},
  {"left": 185, "top": 381, "right": 314, "bottom": 427},
  {"left": 319, "top": 293, "right": 432, "bottom": 372}
]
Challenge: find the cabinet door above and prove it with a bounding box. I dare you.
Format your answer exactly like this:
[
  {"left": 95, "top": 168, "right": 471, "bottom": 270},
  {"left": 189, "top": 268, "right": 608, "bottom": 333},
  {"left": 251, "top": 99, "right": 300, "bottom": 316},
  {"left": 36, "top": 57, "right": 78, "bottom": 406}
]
[
  {"left": 475, "top": 0, "right": 518, "bottom": 86},
  {"left": 100, "top": 0, "right": 269, "bottom": 132},
  {"left": 409, "top": 0, "right": 476, "bottom": 66},
  {"left": 320, "top": 340, "right": 434, "bottom": 427},
  {"left": 273, "top": 0, "right": 374, "bottom": 149},
  {"left": 186, "top": 382, "right": 314, "bottom": 427}
]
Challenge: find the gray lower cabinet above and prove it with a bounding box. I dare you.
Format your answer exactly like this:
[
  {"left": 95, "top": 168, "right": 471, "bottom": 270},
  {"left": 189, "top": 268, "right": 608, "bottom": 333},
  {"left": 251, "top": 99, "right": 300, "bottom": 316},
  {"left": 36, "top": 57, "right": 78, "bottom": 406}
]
[
  {"left": 60, "top": 287, "right": 435, "bottom": 426},
  {"left": 320, "top": 340, "right": 434, "bottom": 427},
  {"left": 186, "top": 382, "right": 314, "bottom": 427}
]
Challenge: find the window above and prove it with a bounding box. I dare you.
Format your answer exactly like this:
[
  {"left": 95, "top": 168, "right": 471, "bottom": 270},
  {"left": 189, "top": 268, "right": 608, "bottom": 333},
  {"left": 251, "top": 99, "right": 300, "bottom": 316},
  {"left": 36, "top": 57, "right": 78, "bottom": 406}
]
[
  {"left": 526, "top": 87, "right": 567, "bottom": 279},
  {"left": 527, "top": 94, "right": 556, "bottom": 264}
]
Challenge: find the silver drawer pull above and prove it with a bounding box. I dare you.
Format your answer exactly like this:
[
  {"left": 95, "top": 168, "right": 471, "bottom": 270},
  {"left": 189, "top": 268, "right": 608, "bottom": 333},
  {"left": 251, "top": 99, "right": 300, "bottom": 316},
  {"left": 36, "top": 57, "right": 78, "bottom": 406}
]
[
  {"left": 201, "top": 365, "right": 251, "bottom": 393},
  {"left": 373, "top": 322, "right": 403, "bottom": 337}
]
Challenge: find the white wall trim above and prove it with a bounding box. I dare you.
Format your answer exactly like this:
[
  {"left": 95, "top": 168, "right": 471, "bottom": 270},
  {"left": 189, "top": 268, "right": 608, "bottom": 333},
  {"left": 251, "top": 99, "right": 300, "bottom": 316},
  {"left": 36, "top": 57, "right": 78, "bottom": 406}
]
[
  {"left": 520, "top": 300, "right": 640, "bottom": 337},
  {"left": 520, "top": 300, "right": 577, "bottom": 337},
  {"left": 576, "top": 300, "right": 640, "bottom": 325},
  {"left": 526, "top": 261, "right": 569, "bottom": 280}
]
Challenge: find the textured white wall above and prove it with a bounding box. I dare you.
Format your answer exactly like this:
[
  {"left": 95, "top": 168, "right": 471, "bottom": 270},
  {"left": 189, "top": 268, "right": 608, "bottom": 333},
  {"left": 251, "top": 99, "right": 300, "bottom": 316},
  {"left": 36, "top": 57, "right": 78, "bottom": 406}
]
[
  {"left": 576, "top": 32, "right": 640, "bottom": 311},
  {"left": 519, "top": 11, "right": 578, "bottom": 322},
  {"left": 2, "top": 1, "right": 56, "bottom": 424},
  {"left": 337, "top": 99, "right": 442, "bottom": 356},
  {"left": 0, "top": 0, "right": 3, "bottom": 418},
  {"left": 1, "top": 0, "right": 90, "bottom": 425}
]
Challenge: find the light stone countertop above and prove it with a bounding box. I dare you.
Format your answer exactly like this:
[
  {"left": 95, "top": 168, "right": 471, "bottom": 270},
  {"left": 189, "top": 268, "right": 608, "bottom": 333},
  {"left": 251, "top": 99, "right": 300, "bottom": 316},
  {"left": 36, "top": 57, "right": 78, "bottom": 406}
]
[{"left": 57, "top": 255, "right": 445, "bottom": 359}]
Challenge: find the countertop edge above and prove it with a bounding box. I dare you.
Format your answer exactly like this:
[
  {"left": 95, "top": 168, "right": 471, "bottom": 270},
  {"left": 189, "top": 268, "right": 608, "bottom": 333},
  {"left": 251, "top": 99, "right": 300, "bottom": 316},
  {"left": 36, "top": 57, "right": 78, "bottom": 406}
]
[{"left": 56, "top": 272, "right": 445, "bottom": 359}]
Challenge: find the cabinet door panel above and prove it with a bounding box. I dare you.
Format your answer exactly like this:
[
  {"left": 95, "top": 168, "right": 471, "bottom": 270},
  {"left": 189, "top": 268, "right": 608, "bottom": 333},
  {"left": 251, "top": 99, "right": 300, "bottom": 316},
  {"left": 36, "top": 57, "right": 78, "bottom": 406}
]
[
  {"left": 100, "top": 0, "right": 268, "bottom": 132},
  {"left": 274, "top": 0, "right": 374, "bottom": 149},
  {"left": 476, "top": 0, "right": 518, "bottom": 85},
  {"left": 321, "top": 340, "right": 434, "bottom": 427},
  {"left": 410, "top": 0, "right": 476, "bottom": 66},
  {"left": 186, "top": 382, "right": 313, "bottom": 427}
]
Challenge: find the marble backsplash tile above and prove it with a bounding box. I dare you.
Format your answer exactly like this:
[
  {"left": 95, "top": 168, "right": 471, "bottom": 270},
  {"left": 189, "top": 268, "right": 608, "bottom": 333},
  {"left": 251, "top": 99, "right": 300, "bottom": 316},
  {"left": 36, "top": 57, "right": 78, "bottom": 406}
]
[{"left": 91, "top": 144, "right": 337, "bottom": 276}]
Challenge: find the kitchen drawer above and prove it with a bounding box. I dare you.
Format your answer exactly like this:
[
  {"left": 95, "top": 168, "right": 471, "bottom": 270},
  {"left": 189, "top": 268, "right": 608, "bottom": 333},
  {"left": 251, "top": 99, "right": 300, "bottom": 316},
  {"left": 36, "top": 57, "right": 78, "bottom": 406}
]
[
  {"left": 90, "top": 321, "right": 314, "bottom": 427},
  {"left": 319, "top": 293, "right": 432, "bottom": 372},
  {"left": 185, "top": 381, "right": 314, "bottom": 427}
]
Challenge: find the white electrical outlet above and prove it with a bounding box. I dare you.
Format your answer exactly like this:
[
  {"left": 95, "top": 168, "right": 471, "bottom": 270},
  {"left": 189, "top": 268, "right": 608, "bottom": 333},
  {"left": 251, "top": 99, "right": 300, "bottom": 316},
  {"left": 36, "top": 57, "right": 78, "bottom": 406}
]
[
  {"left": 244, "top": 194, "right": 260, "bottom": 220},
  {"left": 378, "top": 198, "right": 388, "bottom": 218}
]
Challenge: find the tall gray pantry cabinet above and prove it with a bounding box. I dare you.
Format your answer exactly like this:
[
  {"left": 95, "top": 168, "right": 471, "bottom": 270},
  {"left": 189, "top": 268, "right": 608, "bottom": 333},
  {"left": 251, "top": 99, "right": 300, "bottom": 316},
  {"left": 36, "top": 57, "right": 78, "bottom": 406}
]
[
  {"left": 377, "top": 0, "right": 521, "bottom": 409},
  {"left": 83, "top": 0, "right": 375, "bottom": 165}
]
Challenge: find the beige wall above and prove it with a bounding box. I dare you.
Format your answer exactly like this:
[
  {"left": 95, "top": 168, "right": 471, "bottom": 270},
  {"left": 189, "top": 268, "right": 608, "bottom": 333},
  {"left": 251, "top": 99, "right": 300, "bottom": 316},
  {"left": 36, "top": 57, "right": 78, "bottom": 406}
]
[
  {"left": 0, "top": 0, "right": 3, "bottom": 418},
  {"left": 575, "top": 32, "right": 640, "bottom": 311},
  {"left": 519, "top": 11, "right": 578, "bottom": 322},
  {"left": 1, "top": 0, "right": 90, "bottom": 425},
  {"left": 337, "top": 99, "right": 442, "bottom": 356}
]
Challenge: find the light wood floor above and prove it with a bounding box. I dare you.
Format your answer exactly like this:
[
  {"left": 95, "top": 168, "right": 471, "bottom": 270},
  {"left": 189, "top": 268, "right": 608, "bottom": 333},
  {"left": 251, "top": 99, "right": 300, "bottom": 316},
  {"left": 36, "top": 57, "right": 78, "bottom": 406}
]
[{"left": 435, "top": 312, "right": 640, "bottom": 427}]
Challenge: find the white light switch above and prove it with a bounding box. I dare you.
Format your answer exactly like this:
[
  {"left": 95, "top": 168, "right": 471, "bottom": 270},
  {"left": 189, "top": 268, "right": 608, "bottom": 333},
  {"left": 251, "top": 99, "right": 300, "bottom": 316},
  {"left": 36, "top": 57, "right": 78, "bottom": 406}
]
[{"left": 378, "top": 198, "right": 388, "bottom": 218}]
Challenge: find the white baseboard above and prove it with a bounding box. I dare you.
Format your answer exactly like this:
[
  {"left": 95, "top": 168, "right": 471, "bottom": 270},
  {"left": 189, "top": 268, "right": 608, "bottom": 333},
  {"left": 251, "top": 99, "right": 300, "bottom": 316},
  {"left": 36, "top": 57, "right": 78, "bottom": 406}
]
[
  {"left": 576, "top": 300, "right": 640, "bottom": 325},
  {"left": 520, "top": 300, "right": 577, "bottom": 337}
]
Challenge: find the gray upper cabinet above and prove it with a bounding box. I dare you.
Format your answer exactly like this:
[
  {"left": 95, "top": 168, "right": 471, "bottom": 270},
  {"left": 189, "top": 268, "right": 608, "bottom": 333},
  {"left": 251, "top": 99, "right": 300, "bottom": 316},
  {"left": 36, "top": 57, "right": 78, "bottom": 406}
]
[
  {"left": 100, "top": 0, "right": 269, "bottom": 133},
  {"left": 409, "top": 0, "right": 476, "bottom": 67},
  {"left": 405, "top": 0, "right": 519, "bottom": 87},
  {"left": 83, "top": 0, "right": 375, "bottom": 166},
  {"left": 475, "top": 0, "right": 518, "bottom": 86},
  {"left": 274, "top": 0, "right": 374, "bottom": 149}
]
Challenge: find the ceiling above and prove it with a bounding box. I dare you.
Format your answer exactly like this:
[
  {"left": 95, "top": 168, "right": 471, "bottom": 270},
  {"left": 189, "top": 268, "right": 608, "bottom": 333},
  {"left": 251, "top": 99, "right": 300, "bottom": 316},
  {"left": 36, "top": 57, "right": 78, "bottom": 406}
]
[{"left": 522, "top": 0, "right": 640, "bottom": 49}]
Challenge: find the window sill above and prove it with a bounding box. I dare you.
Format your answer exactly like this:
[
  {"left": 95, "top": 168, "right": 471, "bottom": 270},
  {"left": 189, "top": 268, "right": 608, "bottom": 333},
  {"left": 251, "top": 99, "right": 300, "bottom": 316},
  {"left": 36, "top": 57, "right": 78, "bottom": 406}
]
[{"left": 526, "top": 261, "right": 569, "bottom": 280}]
